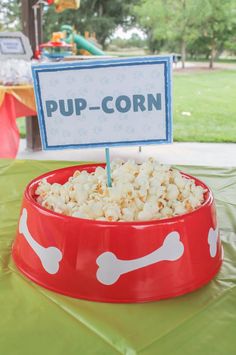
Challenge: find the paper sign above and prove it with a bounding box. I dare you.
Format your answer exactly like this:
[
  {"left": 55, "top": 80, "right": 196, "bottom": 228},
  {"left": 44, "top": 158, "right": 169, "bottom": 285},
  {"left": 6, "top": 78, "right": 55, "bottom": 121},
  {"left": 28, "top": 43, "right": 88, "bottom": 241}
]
[
  {"left": 0, "top": 32, "right": 32, "bottom": 60},
  {"left": 32, "top": 56, "right": 172, "bottom": 150}
]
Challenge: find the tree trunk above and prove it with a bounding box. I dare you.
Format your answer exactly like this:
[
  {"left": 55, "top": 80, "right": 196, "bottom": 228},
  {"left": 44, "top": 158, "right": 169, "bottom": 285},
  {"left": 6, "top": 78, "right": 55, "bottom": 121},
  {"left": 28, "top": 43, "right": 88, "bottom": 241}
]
[
  {"left": 99, "top": 2, "right": 103, "bottom": 16},
  {"left": 181, "top": 39, "right": 186, "bottom": 69},
  {"left": 21, "top": 0, "right": 42, "bottom": 151},
  {"left": 209, "top": 39, "right": 215, "bottom": 69}
]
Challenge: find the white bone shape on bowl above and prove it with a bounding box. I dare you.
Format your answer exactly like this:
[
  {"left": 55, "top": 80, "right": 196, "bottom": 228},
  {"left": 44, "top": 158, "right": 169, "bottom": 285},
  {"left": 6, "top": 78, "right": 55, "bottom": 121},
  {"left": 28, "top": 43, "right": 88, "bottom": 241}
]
[
  {"left": 96, "top": 231, "right": 184, "bottom": 285},
  {"left": 19, "top": 208, "right": 62, "bottom": 274},
  {"left": 208, "top": 226, "right": 218, "bottom": 258}
]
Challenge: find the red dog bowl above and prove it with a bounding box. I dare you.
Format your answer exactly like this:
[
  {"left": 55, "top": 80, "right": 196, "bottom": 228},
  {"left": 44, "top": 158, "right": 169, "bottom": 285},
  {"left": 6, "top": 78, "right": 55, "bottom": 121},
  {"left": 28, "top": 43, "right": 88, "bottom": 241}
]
[{"left": 12, "top": 164, "right": 222, "bottom": 303}]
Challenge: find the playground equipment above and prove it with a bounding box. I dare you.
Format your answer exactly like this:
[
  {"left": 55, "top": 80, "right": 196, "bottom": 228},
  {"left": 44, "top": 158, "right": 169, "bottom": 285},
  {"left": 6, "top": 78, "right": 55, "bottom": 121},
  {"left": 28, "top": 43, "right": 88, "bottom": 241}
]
[
  {"left": 39, "top": 32, "right": 73, "bottom": 59},
  {"left": 33, "top": 1, "right": 105, "bottom": 58},
  {"left": 61, "top": 25, "right": 104, "bottom": 56},
  {"left": 47, "top": 0, "right": 80, "bottom": 13},
  {"left": 39, "top": 26, "right": 104, "bottom": 59}
]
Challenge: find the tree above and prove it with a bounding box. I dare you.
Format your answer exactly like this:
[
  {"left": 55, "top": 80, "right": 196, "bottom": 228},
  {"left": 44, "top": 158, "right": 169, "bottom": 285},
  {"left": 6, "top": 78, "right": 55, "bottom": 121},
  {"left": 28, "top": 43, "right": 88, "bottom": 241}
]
[
  {"left": 0, "top": 0, "right": 21, "bottom": 31},
  {"left": 134, "top": 0, "right": 207, "bottom": 68},
  {"left": 43, "top": 0, "right": 138, "bottom": 48},
  {"left": 170, "top": 0, "right": 207, "bottom": 68},
  {"left": 134, "top": 0, "right": 236, "bottom": 68},
  {"left": 194, "top": 0, "right": 236, "bottom": 68},
  {"left": 0, "top": 1, "right": 138, "bottom": 49},
  {"left": 133, "top": 0, "right": 169, "bottom": 54},
  {"left": 109, "top": 33, "right": 147, "bottom": 50}
]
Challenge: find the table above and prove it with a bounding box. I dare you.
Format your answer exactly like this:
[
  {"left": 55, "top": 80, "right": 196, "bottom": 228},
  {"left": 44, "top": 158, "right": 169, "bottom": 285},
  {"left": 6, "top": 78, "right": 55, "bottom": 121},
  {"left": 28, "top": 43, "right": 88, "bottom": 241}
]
[
  {"left": 0, "top": 85, "right": 36, "bottom": 158},
  {"left": 0, "top": 160, "right": 235, "bottom": 355}
]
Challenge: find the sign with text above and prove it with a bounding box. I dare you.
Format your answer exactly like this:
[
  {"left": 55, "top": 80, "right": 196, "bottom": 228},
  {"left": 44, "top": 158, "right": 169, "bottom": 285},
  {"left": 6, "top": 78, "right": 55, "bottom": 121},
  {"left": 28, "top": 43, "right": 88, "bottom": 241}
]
[
  {"left": 0, "top": 32, "right": 32, "bottom": 60},
  {"left": 32, "top": 56, "right": 172, "bottom": 150}
]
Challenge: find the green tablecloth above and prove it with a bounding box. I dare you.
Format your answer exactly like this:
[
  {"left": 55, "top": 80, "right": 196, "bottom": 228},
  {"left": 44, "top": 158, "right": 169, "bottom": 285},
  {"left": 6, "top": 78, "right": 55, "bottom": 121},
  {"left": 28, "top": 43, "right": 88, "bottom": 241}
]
[{"left": 0, "top": 160, "right": 236, "bottom": 355}]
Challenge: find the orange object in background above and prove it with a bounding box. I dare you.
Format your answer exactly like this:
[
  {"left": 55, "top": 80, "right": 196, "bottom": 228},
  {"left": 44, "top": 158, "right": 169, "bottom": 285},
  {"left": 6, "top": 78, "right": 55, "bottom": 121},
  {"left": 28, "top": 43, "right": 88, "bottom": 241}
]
[
  {"left": 51, "top": 32, "right": 65, "bottom": 42},
  {"left": 54, "top": 0, "right": 80, "bottom": 12},
  {"left": 0, "top": 86, "right": 36, "bottom": 158},
  {"left": 84, "top": 31, "right": 89, "bottom": 39}
]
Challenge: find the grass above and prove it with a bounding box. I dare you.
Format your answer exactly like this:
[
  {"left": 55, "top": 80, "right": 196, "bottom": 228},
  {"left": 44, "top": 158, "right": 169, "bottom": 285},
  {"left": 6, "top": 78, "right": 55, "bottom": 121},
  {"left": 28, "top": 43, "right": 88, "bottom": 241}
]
[
  {"left": 17, "top": 117, "right": 26, "bottom": 138},
  {"left": 173, "top": 69, "right": 236, "bottom": 142},
  {"left": 17, "top": 69, "right": 236, "bottom": 142}
]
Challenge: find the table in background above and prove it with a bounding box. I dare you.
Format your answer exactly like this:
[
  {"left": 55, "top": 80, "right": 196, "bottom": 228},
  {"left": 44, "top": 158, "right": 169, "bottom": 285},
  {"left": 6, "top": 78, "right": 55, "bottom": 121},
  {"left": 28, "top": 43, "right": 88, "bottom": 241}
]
[
  {"left": 0, "top": 160, "right": 235, "bottom": 355},
  {"left": 0, "top": 85, "right": 38, "bottom": 159}
]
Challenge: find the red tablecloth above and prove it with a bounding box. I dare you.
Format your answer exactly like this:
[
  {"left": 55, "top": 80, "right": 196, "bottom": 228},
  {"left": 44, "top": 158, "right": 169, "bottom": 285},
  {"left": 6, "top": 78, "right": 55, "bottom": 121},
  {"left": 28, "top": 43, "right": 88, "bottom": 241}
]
[{"left": 0, "top": 86, "right": 36, "bottom": 158}]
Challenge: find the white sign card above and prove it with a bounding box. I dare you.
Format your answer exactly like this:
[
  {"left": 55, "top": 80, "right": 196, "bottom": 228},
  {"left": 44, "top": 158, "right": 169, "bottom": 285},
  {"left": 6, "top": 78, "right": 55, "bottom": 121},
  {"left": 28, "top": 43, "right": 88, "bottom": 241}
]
[
  {"left": 0, "top": 32, "right": 33, "bottom": 60},
  {"left": 32, "top": 56, "right": 172, "bottom": 150}
]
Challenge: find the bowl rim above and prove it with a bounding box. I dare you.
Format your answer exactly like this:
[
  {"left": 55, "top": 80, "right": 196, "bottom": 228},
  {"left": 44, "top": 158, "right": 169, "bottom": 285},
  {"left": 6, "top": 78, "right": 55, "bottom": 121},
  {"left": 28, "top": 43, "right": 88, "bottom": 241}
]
[{"left": 24, "top": 163, "right": 214, "bottom": 226}]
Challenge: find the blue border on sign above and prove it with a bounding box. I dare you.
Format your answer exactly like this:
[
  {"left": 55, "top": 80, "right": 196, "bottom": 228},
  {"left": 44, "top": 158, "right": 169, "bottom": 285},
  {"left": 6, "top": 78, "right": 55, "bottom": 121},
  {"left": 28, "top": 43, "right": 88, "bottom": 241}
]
[{"left": 31, "top": 56, "right": 172, "bottom": 150}]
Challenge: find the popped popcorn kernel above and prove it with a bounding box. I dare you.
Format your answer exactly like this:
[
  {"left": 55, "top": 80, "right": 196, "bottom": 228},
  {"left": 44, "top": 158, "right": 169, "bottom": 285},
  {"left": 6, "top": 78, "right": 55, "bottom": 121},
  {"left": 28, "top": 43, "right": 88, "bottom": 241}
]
[{"left": 35, "top": 158, "right": 206, "bottom": 221}]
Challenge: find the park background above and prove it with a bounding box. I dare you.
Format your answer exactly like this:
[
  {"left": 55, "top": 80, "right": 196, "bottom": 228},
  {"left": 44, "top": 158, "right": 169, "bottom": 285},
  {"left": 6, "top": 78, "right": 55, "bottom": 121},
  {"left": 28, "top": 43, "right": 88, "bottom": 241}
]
[{"left": 1, "top": 0, "right": 236, "bottom": 143}]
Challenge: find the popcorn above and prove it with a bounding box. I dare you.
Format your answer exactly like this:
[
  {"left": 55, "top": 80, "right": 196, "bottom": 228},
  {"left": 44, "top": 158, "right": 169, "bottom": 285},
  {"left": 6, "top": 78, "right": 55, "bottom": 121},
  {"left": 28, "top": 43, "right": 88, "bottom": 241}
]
[
  {"left": 87, "top": 201, "right": 104, "bottom": 219},
  {"left": 0, "top": 59, "right": 33, "bottom": 85},
  {"left": 72, "top": 210, "right": 89, "bottom": 219},
  {"left": 122, "top": 207, "right": 135, "bottom": 221},
  {"left": 74, "top": 188, "right": 88, "bottom": 205},
  {"left": 166, "top": 184, "right": 179, "bottom": 200},
  {"left": 35, "top": 178, "right": 51, "bottom": 196},
  {"left": 172, "top": 201, "right": 187, "bottom": 216},
  {"left": 35, "top": 158, "right": 206, "bottom": 222},
  {"left": 51, "top": 183, "right": 61, "bottom": 194},
  {"left": 160, "top": 206, "right": 173, "bottom": 218},
  {"left": 137, "top": 209, "right": 153, "bottom": 221},
  {"left": 103, "top": 203, "right": 121, "bottom": 222}
]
